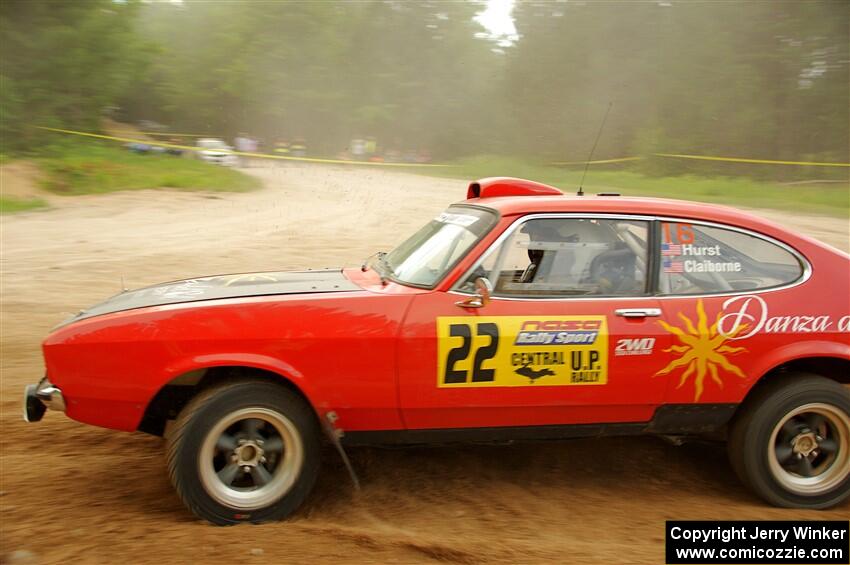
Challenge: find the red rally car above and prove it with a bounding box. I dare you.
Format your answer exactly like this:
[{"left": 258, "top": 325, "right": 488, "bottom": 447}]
[{"left": 25, "top": 177, "right": 850, "bottom": 524}]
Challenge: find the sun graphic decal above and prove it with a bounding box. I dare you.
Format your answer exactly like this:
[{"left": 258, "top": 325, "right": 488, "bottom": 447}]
[{"left": 655, "top": 299, "right": 748, "bottom": 401}]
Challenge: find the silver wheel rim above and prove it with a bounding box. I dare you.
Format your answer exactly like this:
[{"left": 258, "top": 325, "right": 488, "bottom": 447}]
[
  {"left": 199, "top": 407, "right": 304, "bottom": 510},
  {"left": 768, "top": 403, "right": 850, "bottom": 495}
]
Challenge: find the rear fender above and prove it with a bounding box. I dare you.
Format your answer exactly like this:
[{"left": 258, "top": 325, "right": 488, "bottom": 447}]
[{"left": 749, "top": 340, "right": 850, "bottom": 393}]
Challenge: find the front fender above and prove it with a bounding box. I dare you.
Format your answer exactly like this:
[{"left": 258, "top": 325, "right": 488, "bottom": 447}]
[
  {"left": 45, "top": 290, "right": 413, "bottom": 433},
  {"left": 161, "top": 352, "right": 326, "bottom": 410}
]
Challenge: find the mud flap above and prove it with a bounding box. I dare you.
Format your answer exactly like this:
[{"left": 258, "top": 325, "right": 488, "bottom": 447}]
[{"left": 322, "top": 411, "right": 361, "bottom": 491}]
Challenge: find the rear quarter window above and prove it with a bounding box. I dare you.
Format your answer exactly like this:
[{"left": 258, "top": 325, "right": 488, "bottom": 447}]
[{"left": 658, "top": 221, "right": 806, "bottom": 295}]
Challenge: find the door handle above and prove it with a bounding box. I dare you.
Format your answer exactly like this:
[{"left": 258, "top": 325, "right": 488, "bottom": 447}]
[{"left": 615, "top": 308, "right": 662, "bottom": 318}]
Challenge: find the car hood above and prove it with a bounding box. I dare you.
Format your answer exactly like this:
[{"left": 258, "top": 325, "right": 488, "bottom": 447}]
[{"left": 62, "top": 269, "right": 362, "bottom": 325}]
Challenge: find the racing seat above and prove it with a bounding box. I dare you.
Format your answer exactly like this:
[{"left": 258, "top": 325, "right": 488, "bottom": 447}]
[
  {"left": 520, "top": 225, "right": 577, "bottom": 283},
  {"left": 530, "top": 248, "right": 578, "bottom": 284}
]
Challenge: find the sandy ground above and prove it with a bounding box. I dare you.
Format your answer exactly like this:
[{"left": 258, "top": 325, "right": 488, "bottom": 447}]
[
  {"left": 1, "top": 164, "right": 848, "bottom": 564},
  {"left": 0, "top": 162, "right": 50, "bottom": 202}
]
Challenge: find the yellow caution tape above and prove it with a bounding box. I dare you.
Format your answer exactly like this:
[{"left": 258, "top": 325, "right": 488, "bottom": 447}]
[
  {"left": 34, "top": 126, "right": 452, "bottom": 168},
  {"left": 553, "top": 153, "right": 849, "bottom": 167},
  {"left": 37, "top": 125, "right": 200, "bottom": 150},
  {"left": 38, "top": 126, "right": 849, "bottom": 169},
  {"left": 551, "top": 156, "right": 642, "bottom": 166},
  {"left": 653, "top": 153, "right": 850, "bottom": 167},
  {"left": 112, "top": 131, "right": 217, "bottom": 138}
]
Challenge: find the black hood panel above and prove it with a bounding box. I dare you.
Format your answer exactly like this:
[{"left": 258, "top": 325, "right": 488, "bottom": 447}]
[{"left": 67, "top": 269, "right": 361, "bottom": 323}]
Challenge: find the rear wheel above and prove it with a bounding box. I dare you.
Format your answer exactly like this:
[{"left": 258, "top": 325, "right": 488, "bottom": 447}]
[
  {"left": 166, "top": 380, "right": 321, "bottom": 524},
  {"left": 728, "top": 374, "right": 850, "bottom": 509}
]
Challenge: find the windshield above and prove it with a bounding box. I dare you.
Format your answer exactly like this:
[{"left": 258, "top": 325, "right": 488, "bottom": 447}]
[{"left": 383, "top": 207, "right": 496, "bottom": 287}]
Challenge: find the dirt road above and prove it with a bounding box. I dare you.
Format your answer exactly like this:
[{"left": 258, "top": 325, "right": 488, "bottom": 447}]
[{"left": 1, "top": 165, "right": 848, "bottom": 564}]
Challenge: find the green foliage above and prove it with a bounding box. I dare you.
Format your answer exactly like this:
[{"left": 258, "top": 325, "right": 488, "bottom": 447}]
[
  {"left": 505, "top": 2, "right": 848, "bottom": 180},
  {"left": 0, "top": 196, "right": 47, "bottom": 214},
  {"left": 433, "top": 156, "right": 850, "bottom": 217},
  {"left": 128, "top": 1, "right": 494, "bottom": 157},
  {"left": 1, "top": 1, "right": 847, "bottom": 185},
  {"left": 36, "top": 141, "right": 260, "bottom": 195},
  {"left": 0, "top": 0, "right": 154, "bottom": 151}
]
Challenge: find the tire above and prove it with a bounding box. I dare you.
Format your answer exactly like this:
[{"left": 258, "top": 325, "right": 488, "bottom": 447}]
[
  {"left": 166, "top": 380, "right": 321, "bottom": 525},
  {"left": 728, "top": 373, "right": 850, "bottom": 509}
]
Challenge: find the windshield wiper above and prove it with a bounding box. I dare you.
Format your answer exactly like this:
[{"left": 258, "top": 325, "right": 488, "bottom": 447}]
[
  {"left": 378, "top": 253, "right": 394, "bottom": 285},
  {"left": 360, "top": 251, "right": 386, "bottom": 272},
  {"left": 361, "top": 251, "right": 390, "bottom": 284}
]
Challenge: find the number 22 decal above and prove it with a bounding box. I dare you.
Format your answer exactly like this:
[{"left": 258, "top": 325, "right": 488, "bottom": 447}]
[{"left": 443, "top": 323, "right": 499, "bottom": 384}]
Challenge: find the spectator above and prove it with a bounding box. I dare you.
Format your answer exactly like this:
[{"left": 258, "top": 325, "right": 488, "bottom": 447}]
[{"left": 234, "top": 133, "right": 252, "bottom": 167}]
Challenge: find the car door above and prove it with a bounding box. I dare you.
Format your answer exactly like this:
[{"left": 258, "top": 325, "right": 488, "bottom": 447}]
[
  {"left": 653, "top": 218, "right": 810, "bottom": 405},
  {"left": 397, "top": 214, "right": 671, "bottom": 431}
]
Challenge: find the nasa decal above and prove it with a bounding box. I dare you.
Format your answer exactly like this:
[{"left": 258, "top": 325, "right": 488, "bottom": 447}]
[{"left": 436, "top": 316, "right": 608, "bottom": 387}]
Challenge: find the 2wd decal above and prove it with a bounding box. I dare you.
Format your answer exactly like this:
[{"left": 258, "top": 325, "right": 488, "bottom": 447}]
[
  {"left": 437, "top": 316, "right": 608, "bottom": 387},
  {"left": 614, "top": 337, "right": 655, "bottom": 356}
]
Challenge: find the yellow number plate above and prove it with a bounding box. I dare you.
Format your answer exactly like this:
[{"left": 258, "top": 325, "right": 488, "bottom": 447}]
[{"left": 436, "top": 316, "right": 608, "bottom": 388}]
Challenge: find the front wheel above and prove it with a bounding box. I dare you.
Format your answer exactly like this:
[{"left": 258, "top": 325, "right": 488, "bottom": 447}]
[
  {"left": 728, "top": 374, "right": 850, "bottom": 509},
  {"left": 166, "top": 380, "right": 321, "bottom": 525}
]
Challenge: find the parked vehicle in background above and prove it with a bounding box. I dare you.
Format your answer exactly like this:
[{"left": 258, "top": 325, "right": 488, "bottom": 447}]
[
  {"left": 195, "top": 138, "right": 239, "bottom": 167},
  {"left": 125, "top": 141, "right": 153, "bottom": 154},
  {"left": 290, "top": 138, "right": 307, "bottom": 157},
  {"left": 273, "top": 140, "right": 290, "bottom": 156},
  {"left": 165, "top": 138, "right": 184, "bottom": 157}
]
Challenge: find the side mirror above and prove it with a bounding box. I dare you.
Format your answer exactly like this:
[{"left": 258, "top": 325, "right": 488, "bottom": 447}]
[{"left": 455, "top": 277, "right": 493, "bottom": 309}]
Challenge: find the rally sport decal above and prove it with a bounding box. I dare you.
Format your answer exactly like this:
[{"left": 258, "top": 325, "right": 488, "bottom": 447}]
[{"left": 437, "top": 316, "right": 608, "bottom": 388}]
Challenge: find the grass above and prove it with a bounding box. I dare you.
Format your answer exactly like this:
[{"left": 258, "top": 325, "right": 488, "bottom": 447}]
[
  {"left": 430, "top": 156, "right": 850, "bottom": 217},
  {"left": 0, "top": 196, "right": 48, "bottom": 214},
  {"left": 36, "top": 140, "right": 261, "bottom": 196}
]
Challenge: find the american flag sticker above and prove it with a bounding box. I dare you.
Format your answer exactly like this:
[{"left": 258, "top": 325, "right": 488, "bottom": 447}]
[
  {"left": 661, "top": 243, "right": 682, "bottom": 256},
  {"left": 663, "top": 260, "right": 684, "bottom": 273}
]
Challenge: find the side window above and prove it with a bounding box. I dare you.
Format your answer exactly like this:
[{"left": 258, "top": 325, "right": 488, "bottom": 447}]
[
  {"left": 658, "top": 221, "right": 804, "bottom": 295},
  {"left": 459, "top": 218, "right": 649, "bottom": 297}
]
